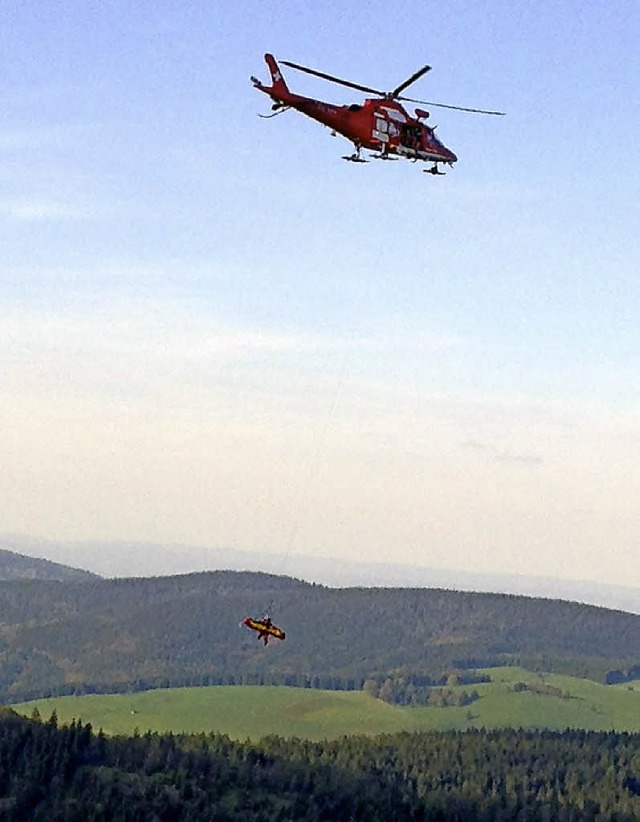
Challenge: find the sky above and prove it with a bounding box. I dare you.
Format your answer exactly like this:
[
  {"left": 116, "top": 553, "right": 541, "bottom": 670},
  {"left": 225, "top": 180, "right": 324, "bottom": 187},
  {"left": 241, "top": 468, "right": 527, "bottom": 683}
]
[{"left": 2, "top": 1, "right": 640, "bottom": 589}]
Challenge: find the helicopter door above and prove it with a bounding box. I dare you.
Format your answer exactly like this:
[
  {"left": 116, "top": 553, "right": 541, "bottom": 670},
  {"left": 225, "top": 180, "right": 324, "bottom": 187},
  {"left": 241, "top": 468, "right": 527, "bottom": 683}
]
[{"left": 372, "top": 116, "right": 389, "bottom": 144}]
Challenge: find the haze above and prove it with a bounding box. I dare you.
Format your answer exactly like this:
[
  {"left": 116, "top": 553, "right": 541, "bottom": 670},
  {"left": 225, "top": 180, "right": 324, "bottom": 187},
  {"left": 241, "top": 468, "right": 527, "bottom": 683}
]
[{"left": 2, "top": 2, "right": 639, "bottom": 591}]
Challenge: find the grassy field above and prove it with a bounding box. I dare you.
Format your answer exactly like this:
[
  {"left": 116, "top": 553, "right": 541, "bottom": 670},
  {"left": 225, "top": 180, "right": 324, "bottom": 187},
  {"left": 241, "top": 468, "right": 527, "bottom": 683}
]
[{"left": 11, "top": 667, "right": 640, "bottom": 740}]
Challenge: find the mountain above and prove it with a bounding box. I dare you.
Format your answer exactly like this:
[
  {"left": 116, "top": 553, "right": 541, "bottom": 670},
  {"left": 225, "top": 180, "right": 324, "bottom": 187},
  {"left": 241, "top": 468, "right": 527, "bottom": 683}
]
[
  {"left": 2, "top": 533, "right": 638, "bottom": 614},
  {"left": 0, "top": 570, "right": 638, "bottom": 704},
  {"left": 0, "top": 547, "right": 98, "bottom": 582}
]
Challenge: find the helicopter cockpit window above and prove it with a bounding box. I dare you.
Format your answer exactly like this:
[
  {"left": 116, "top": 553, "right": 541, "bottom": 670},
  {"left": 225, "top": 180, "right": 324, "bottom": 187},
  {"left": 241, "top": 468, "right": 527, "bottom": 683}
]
[{"left": 375, "top": 118, "right": 388, "bottom": 133}]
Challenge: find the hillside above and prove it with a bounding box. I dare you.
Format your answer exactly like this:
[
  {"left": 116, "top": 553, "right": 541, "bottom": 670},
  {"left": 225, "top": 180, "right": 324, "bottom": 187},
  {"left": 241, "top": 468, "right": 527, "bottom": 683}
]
[
  {"left": 13, "top": 668, "right": 640, "bottom": 738},
  {"left": 4, "top": 533, "right": 639, "bottom": 613},
  {"left": 2, "top": 710, "right": 639, "bottom": 820},
  {"left": 0, "top": 570, "right": 639, "bottom": 703},
  {"left": 0, "top": 547, "right": 98, "bottom": 582}
]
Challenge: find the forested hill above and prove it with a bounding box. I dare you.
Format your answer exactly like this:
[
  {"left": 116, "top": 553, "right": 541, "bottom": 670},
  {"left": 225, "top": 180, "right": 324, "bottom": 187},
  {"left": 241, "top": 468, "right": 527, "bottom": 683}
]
[
  {"left": 0, "top": 570, "right": 638, "bottom": 703},
  {"left": 2, "top": 709, "right": 639, "bottom": 820},
  {"left": 0, "top": 547, "right": 98, "bottom": 582}
]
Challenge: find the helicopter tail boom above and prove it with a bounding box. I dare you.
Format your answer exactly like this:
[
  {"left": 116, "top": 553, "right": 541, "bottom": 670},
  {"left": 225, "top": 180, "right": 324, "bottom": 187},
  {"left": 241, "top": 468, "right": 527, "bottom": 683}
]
[{"left": 263, "top": 53, "right": 290, "bottom": 96}]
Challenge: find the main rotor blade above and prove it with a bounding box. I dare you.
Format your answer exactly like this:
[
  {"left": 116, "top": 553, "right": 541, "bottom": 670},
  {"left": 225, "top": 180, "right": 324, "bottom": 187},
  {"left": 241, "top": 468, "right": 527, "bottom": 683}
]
[
  {"left": 390, "top": 65, "right": 432, "bottom": 97},
  {"left": 279, "top": 59, "right": 385, "bottom": 96},
  {"left": 399, "top": 95, "right": 506, "bottom": 115}
]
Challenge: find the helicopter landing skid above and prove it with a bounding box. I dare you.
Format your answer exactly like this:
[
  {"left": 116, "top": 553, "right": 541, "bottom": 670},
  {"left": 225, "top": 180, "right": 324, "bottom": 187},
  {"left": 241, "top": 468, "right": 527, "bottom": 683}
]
[
  {"left": 258, "top": 104, "right": 291, "bottom": 119},
  {"left": 424, "top": 165, "right": 446, "bottom": 175},
  {"left": 342, "top": 153, "right": 368, "bottom": 163},
  {"left": 371, "top": 153, "right": 398, "bottom": 161}
]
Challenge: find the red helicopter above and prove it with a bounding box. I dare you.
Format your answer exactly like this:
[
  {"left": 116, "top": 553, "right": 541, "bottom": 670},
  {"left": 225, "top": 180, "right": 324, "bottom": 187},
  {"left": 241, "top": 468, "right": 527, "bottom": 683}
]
[{"left": 251, "top": 54, "right": 504, "bottom": 174}]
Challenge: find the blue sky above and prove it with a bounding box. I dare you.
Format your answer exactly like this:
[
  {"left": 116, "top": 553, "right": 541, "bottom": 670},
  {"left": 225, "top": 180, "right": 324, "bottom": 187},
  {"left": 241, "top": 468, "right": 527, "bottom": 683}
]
[{"left": 2, "top": 1, "right": 639, "bottom": 588}]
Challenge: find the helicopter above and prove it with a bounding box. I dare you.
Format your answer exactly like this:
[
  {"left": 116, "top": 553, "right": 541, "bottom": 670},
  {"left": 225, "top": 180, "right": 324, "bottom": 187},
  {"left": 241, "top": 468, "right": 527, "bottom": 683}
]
[{"left": 251, "top": 54, "right": 504, "bottom": 174}]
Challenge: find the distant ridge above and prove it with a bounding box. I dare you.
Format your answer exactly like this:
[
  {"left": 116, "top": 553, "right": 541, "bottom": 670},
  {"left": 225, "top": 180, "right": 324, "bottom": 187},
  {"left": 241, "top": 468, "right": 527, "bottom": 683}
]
[
  {"left": 0, "top": 569, "right": 638, "bottom": 704},
  {"left": 0, "top": 546, "right": 99, "bottom": 582},
  {"left": 1, "top": 533, "right": 638, "bottom": 615}
]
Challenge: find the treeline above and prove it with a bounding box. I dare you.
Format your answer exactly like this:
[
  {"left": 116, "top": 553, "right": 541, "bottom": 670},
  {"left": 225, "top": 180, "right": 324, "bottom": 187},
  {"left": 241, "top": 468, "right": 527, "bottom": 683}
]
[
  {"left": 511, "top": 680, "right": 572, "bottom": 699},
  {"left": 1, "top": 708, "right": 639, "bottom": 820},
  {"left": 364, "top": 679, "right": 480, "bottom": 708},
  {"left": 11, "top": 670, "right": 366, "bottom": 705},
  {"left": 362, "top": 670, "right": 488, "bottom": 706},
  {"left": 606, "top": 664, "right": 640, "bottom": 685},
  {"left": 1, "top": 571, "right": 639, "bottom": 702},
  {"left": 10, "top": 669, "right": 494, "bottom": 707}
]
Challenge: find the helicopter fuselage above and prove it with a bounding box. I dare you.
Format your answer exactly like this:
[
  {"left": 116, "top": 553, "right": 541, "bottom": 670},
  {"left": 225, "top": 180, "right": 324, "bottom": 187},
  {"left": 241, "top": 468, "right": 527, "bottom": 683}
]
[{"left": 252, "top": 54, "right": 457, "bottom": 167}]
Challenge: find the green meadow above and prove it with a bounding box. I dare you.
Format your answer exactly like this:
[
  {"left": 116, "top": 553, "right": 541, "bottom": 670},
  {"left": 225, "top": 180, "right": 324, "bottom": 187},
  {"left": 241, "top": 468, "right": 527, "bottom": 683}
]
[{"left": 12, "top": 668, "right": 640, "bottom": 740}]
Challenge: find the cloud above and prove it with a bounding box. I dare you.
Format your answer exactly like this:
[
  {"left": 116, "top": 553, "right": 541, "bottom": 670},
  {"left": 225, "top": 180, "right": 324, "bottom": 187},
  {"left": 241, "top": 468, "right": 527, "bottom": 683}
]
[
  {"left": 0, "top": 200, "right": 91, "bottom": 221},
  {"left": 0, "top": 298, "right": 463, "bottom": 370},
  {"left": 0, "top": 123, "right": 97, "bottom": 153},
  {"left": 463, "top": 439, "right": 543, "bottom": 466},
  {"left": 0, "top": 123, "right": 107, "bottom": 222},
  {"left": 494, "top": 452, "right": 543, "bottom": 466},
  {"left": 0, "top": 304, "right": 337, "bottom": 412},
  {"left": 1, "top": 305, "right": 324, "bottom": 360},
  {"left": 2, "top": 299, "right": 640, "bottom": 589}
]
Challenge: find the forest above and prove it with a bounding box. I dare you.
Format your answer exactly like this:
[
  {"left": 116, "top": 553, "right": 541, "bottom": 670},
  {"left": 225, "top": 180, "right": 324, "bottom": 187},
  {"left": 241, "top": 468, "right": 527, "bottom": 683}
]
[
  {"left": 1, "top": 570, "right": 639, "bottom": 703},
  {"left": 1, "top": 708, "right": 639, "bottom": 820}
]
